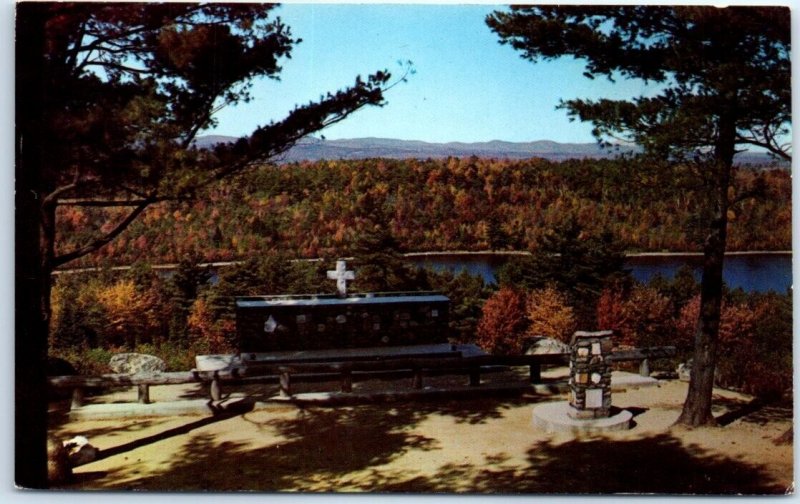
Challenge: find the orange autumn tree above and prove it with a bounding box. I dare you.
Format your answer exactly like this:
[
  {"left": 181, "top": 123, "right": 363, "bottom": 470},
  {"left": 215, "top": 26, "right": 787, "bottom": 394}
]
[
  {"left": 476, "top": 287, "right": 528, "bottom": 354},
  {"left": 187, "top": 298, "right": 236, "bottom": 354}
]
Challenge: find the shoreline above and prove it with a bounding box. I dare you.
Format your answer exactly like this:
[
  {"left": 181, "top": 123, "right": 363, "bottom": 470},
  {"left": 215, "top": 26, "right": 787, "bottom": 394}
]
[
  {"left": 404, "top": 250, "right": 792, "bottom": 258},
  {"left": 52, "top": 249, "right": 792, "bottom": 276}
]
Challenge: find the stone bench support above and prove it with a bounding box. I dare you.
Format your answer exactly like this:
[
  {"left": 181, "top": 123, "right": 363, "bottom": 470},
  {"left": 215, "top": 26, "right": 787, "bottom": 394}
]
[
  {"left": 639, "top": 358, "right": 650, "bottom": 377},
  {"left": 138, "top": 384, "right": 150, "bottom": 404},
  {"left": 279, "top": 371, "right": 291, "bottom": 398}
]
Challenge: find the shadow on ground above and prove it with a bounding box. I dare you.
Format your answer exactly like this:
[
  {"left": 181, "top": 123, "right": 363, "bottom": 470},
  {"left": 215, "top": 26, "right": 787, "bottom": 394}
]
[
  {"left": 57, "top": 392, "right": 787, "bottom": 494},
  {"left": 51, "top": 416, "right": 171, "bottom": 442},
  {"left": 712, "top": 395, "right": 793, "bottom": 427},
  {"left": 58, "top": 396, "right": 532, "bottom": 491},
  {"left": 365, "top": 433, "right": 785, "bottom": 494}
]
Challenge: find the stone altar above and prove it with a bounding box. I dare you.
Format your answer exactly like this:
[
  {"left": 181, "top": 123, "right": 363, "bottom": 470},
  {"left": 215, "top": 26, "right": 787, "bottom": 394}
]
[
  {"left": 235, "top": 260, "right": 450, "bottom": 353},
  {"left": 236, "top": 292, "right": 450, "bottom": 352}
]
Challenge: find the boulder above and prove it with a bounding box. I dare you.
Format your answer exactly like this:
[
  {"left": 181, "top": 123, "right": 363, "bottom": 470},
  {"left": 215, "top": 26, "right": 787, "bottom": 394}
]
[
  {"left": 526, "top": 337, "right": 570, "bottom": 355},
  {"left": 63, "top": 436, "right": 99, "bottom": 467},
  {"left": 109, "top": 353, "right": 166, "bottom": 374}
]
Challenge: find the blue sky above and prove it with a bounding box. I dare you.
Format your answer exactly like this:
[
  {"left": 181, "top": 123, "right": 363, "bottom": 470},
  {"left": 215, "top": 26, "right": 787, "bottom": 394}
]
[{"left": 206, "top": 3, "right": 659, "bottom": 144}]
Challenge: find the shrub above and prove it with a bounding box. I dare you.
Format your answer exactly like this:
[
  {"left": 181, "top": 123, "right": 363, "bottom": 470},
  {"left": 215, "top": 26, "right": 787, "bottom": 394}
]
[
  {"left": 49, "top": 346, "right": 116, "bottom": 376},
  {"left": 49, "top": 342, "right": 200, "bottom": 375},
  {"left": 677, "top": 293, "right": 791, "bottom": 397},
  {"left": 139, "top": 342, "right": 199, "bottom": 372}
]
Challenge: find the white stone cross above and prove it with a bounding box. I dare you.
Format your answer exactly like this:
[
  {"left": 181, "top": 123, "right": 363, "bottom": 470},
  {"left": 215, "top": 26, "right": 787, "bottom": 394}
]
[{"left": 327, "top": 260, "right": 355, "bottom": 297}]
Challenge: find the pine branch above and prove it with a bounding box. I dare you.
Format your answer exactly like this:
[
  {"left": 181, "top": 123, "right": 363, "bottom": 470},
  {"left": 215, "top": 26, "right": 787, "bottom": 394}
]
[{"left": 57, "top": 196, "right": 182, "bottom": 207}]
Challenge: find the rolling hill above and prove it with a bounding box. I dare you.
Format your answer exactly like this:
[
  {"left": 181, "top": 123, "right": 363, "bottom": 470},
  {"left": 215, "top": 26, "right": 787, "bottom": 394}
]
[{"left": 194, "top": 135, "right": 783, "bottom": 165}]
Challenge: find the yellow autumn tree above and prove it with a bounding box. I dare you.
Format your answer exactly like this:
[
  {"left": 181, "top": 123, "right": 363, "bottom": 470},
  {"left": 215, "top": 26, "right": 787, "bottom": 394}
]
[
  {"left": 96, "top": 279, "right": 160, "bottom": 348},
  {"left": 526, "top": 286, "right": 577, "bottom": 343}
]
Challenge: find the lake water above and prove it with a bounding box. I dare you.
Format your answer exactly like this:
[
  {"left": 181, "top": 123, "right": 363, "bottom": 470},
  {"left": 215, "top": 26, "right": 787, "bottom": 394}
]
[{"left": 410, "top": 253, "right": 793, "bottom": 293}]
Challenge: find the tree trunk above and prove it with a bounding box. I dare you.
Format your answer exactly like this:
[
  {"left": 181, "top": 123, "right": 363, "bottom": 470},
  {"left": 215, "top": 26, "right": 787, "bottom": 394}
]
[
  {"left": 675, "top": 222, "right": 725, "bottom": 426},
  {"left": 16, "top": 5, "right": 51, "bottom": 488},
  {"left": 16, "top": 196, "right": 52, "bottom": 489},
  {"left": 675, "top": 111, "right": 736, "bottom": 427}
]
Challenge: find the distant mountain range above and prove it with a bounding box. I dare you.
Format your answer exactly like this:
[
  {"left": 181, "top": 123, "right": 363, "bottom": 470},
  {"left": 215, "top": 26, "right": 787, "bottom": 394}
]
[{"left": 194, "top": 135, "right": 785, "bottom": 165}]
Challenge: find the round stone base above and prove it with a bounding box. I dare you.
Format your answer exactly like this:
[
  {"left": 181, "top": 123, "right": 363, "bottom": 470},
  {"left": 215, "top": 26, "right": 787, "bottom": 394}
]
[{"left": 532, "top": 402, "right": 633, "bottom": 434}]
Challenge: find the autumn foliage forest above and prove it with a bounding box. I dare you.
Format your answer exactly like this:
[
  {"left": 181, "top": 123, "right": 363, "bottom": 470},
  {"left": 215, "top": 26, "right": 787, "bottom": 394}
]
[
  {"left": 56, "top": 156, "right": 791, "bottom": 264},
  {"left": 50, "top": 156, "right": 792, "bottom": 397}
]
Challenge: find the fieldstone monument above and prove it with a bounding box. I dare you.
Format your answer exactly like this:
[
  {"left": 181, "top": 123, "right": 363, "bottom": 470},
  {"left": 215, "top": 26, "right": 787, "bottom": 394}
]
[
  {"left": 568, "top": 330, "right": 614, "bottom": 419},
  {"left": 532, "top": 330, "right": 633, "bottom": 433}
]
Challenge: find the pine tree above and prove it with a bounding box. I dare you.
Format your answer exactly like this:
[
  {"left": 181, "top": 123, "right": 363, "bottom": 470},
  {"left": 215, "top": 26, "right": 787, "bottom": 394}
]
[
  {"left": 487, "top": 5, "right": 790, "bottom": 426},
  {"left": 16, "top": 3, "right": 395, "bottom": 487}
]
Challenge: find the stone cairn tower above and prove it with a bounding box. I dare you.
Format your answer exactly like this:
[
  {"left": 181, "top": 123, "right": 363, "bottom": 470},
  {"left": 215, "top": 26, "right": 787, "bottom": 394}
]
[
  {"left": 532, "top": 329, "right": 632, "bottom": 433},
  {"left": 568, "top": 330, "right": 614, "bottom": 419}
]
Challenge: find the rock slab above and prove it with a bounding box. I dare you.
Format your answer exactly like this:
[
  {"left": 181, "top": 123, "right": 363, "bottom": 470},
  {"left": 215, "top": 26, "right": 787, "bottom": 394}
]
[
  {"left": 64, "top": 436, "right": 99, "bottom": 467},
  {"left": 109, "top": 353, "right": 166, "bottom": 374},
  {"left": 526, "top": 337, "right": 570, "bottom": 355}
]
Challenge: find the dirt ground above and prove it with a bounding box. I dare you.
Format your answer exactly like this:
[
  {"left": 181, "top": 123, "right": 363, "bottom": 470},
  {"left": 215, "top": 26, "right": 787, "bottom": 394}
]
[{"left": 48, "top": 369, "right": 794, "bottom": 494}]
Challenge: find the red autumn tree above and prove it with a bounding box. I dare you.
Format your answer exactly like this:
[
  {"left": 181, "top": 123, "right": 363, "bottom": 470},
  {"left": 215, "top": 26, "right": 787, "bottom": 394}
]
[
  {"left": 676, "top": 295, "right": 757, "bottom": 349},
  {"left": 597, "top": 285, "right": 673, "bottom": 348}
]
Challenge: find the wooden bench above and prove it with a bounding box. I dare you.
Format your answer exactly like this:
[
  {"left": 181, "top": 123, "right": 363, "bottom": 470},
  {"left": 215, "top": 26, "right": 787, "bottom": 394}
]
[
  {"left": 48, "top": 346, "right": 676, "bottom": 406},
  {"left": 47, "top": 371, "right": 198, "bottom": 408},
  {"left": 194, "top": 347, "right": 676, "bottom": 399}
]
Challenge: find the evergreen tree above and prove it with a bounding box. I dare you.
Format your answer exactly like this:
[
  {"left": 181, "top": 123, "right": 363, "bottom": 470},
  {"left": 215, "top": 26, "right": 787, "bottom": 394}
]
[
  {"left": 487, "top": 5, "right": 790, "bottom": 426},
  {"left": 429, "top": 269, "right": 492, "bottom": 343},
  {"left": 164, "top": 257, "right": 211, "bottom": 345},
  {"left": 16, "top": 2, "right": 395, "bottom": 487},
  {"left": 496, "top": 219, "right": 629, "bottom": 327},
  {"left": 350, "top": 223, "right": 420, "bottom": 292}
]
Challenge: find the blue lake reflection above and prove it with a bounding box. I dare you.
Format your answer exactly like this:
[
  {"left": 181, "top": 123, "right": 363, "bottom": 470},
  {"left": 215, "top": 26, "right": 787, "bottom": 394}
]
[{"left": 411, "top": 253, "right": 792, "bottom": 293}]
